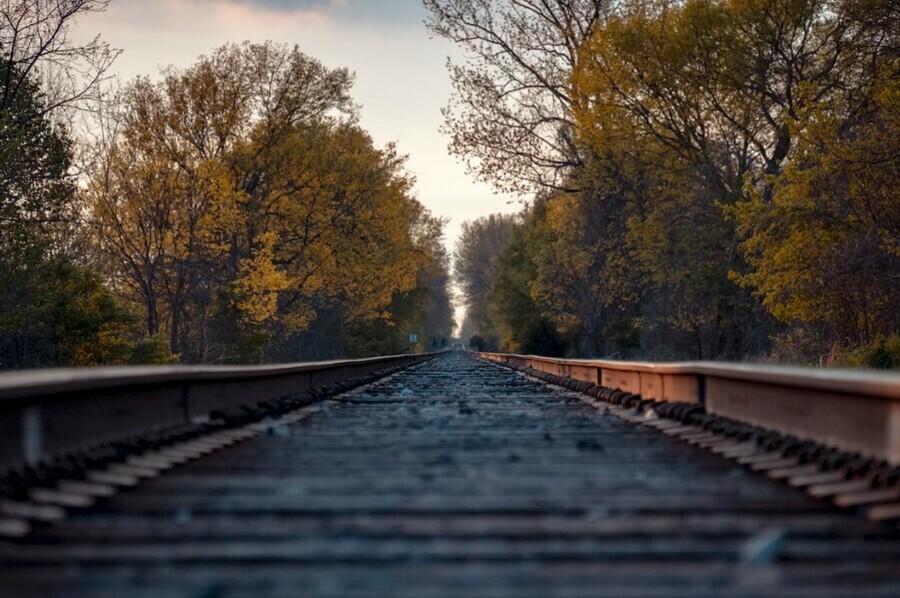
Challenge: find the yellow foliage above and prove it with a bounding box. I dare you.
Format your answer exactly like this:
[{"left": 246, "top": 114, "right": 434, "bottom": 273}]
[
  {"left": 733, "top": 67, "right": 900, "bottom": 342},
  {"left": 86, "top": 42, "right": 434, "bottom": 360},
  {"left": 234, "top": 232, "right": 291, "bottom": 324}
]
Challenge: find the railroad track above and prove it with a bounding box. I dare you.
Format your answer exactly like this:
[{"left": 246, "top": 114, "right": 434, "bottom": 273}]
[
  {"left": 1, "top": 351, "right": 899, "bottom": 596},
  {"left": 478, "top": 351, "right": 900, "bottom": 522}
]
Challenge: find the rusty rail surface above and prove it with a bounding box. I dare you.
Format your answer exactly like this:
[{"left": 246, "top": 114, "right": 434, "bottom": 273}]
[
  {"left": 0, "top": 353, "right": 437, "bottom": 470},
  {"left": 476, "top": 352, "right": 900, "bottom": 465}
]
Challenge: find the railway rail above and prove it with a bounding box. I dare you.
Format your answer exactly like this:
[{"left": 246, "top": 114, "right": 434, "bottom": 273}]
[
  {"left": 477, "top": 351, "right": 900, "bottom": 521},
  {"left": 0, "top": 350, "right": 899, "bottom": 596}
]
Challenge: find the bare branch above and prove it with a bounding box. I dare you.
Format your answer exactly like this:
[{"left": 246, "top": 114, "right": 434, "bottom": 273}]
[
  {"left": 425, "top": 0, "right": 609, "bottom": 195},
  {"left": 0, "top": 0, "right": 120, "bottom": 120}
]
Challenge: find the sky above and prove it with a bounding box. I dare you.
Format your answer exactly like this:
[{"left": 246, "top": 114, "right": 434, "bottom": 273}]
[{"left": 73, "top": 0, "right": 520, "bottom": 324}]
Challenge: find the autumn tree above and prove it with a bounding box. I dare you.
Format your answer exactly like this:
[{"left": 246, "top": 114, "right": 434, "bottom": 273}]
[
  {"left": 576, "top": 0, "right": 894, "bottom": 201},
  {"left": 231, "top": 122, "right": 425, "bottom": 360},
  {"left": 565, "top": 0, "right": 898, "bottom": 360},
  {"left": 453, "top": 213, "right": 518, "bottom": 348},
  {"left": 404, "top": 208, "right": 455, "bottom": 351},
  {"left": 526, "top": 190, "right": 641, "bottom": 357},
  {"left": 428, "top": 0, "right": 777, "bottom": 358},
  {"left": 90, "top": 42, "right": 449, "bottom": 363},
  {"left": 425, "top": 0, "right": 609, "bottom": 194},
  {"left": 487, "top": 202, "right": 568, "bottom": 355},
  {"left": 341, "top": 208, "right": 454, "bottom": 357},
  {"left": 735, "top": 66, "right": 900, "bottom": 355},
  {"left": 89, "top": 42, "right": 355, "bottom": 359},
  {"left": 459, "top": 0, "right": 896, "bottom": 361}
]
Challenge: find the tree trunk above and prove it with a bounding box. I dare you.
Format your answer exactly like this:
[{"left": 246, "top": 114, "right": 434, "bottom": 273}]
[{"left": 147, "top": 291, "right": 159, "bottom": 336}]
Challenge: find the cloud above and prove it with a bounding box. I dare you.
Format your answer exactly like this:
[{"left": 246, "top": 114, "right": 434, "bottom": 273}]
[
  {"left": 228, "top": 0, "right": 345, "bottom": 9},
  {"left": 238, "top": 0, "right": 346, "bottom": 12},
  {"left": 102, "top": 0, "right": 422, "bottom": 33},
  {"left": 136, "top": 0, "right": 349, "bottom": 28},
  {"left": 216, "top": 0, "right": 425, "bottom": 24}
]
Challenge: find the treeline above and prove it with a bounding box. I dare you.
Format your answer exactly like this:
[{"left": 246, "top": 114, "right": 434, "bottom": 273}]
[
  {"left": 437, "top": 0, "right": 898, "bottom": 366},
  {"left": 1, "top": 4, "right": 451, "bottom": 368}
]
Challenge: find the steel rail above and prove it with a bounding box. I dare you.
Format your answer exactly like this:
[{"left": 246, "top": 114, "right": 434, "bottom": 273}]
[
  {"left": 0, "top": 353, "right": 438, "bottom": 470},
  {"left": 475, "top": 352, "right": 900, "bottom": 465}
]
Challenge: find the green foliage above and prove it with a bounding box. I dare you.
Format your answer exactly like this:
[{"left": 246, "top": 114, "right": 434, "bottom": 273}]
[
  {"left": 50, "top": 261, "right": 177, "bottom": 366},
  {"left": 0, "top": 254, "right": 176, "bottom": 368},
  {"left": 0, "top": 56, "right": 179, "bottom": 369},
  {"left": 0, "top": 71, "right": 74, "bottom": 232},
  {"left": 487, "top": 206, "right": 563, "bottom": 354},
  {"left": 203, "top": 287, "right": 273, "bottom": 364},
  {"left": 601, "top": 318, "right": 640, "bottom": 355},
  {"left": 518, "top": 320, "right": 567, "bottom": 357},
  {"left": 842, "top": 336, "right": 900, "bottom": 371},
  {"left": 0, "top": 60, "right": 146, "bottom": 368},
  {"left": 129, "top": 336, "right": 179, "bottom": 366},
  {"left": 453, "top": 214, "right": 518, "bottom": 339}
]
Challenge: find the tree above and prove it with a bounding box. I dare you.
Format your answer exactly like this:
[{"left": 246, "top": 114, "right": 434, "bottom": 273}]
[
  {"left": 488, "top": 204, "right": 568, "bottom": 355},
  {"left": 575, "top": 0, "right": 894, "bottom": 201},
  {"left": 0, "top": 59, "right": 170, "bottom": 369},
  {"left": 342, "top": 208, "right": 454, "bottom": 357},
  {"left": 468, "top": 334, "right": 486, "bottom": 351},
  {"left": 0, "top": 61, "right": 73, "bottom": 235},
  {"left": 525, "top": 191, "right": 637, "bottom": 357},
  {"left": 0, "top": 2, "right": 166, "bottom": 369},
  {"left": 453, "top": 213, "right": 518, "bottom": 347},
  {"left": 425, "top": 0, "right": 609, "bottom": 194},
  {"left": 0, "top": 58, "right": 74, "bottom": 368},
  {"left": 0, "top": 0, "right": 118, "bottom": 119},
  {"left": 565, "top": 0, "right": 897, "bottom": 360},
  {"left": 0, "top": 250, "right": 174, "bottom": 369},
  {"left": 90, "top": 42, "right": 447, "bottom": 363},
  {"left": 89, "top": 42, "right": 356, "bottom": 359},
  {"left": 734, "top": 66, "right": 900, "bottom": 353},
  {"left": 440, "top": 0, "right": 896, "bottom": 362},
  {"left": 236, "top": 122, "right": 424, "bottom": 351},
  {"left": 407, "top": 209, "right": 455, "bottom": 350}
]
